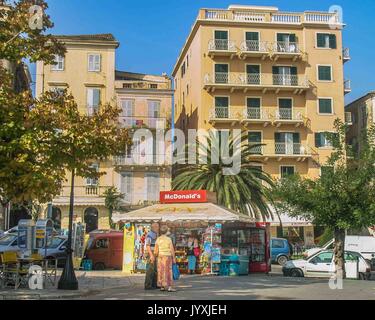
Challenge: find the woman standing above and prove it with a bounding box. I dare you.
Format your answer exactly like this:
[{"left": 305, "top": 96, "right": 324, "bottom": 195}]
[
  {"left": 187, "top": 233, "right": 199, "bottom": 275},
  {"left": 154, "top": 225, "right": 177, "bottom": 292}
]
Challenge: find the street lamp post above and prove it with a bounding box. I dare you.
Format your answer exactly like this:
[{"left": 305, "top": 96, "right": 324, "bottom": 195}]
[{"left": 58, "top": 169, "right": 78, "bottom": 290}]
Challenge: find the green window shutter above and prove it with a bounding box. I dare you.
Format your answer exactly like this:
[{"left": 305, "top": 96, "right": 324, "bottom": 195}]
[
  {"left": 215, "top": 64, "right": 228, "bottom": 73},
  {"left": 318, "top": 66, "right": 332, "bottom": 81},
  {"left": 317, "top": 33, "right": 326, "bottom": 48},
  {"left": 289, "top": 34, "right": 296, "bottom": 43},
  {"left": 247, "top": 98, "right": 261, "bottom": 108},
  {"left": 279, "top": 99, "right": 292, "bottom": 109},
  {"left": 293, "top": 133, "right": 300, "bottom": 143},
  {"left": 247, "top": 65, "right": 260, "bottom": 74},
  {"left": 275, "top": 133, "right": 282, "bottom": 143},
  {"left": 319, "top": 99, "right": 333, "bottom": 114},
  {"left": 215, "top": 31, "right": 228, "bottom": 40},
  {"left": 290, "top": 67, "right": 297, "bottom": 75},
  {"left": 329, "top": 34, "right": 337, "bottom": 49},
  {"left": 215, "top": 97, "right": 229, "bottom": 108},
  {"left": 246, "top": 32, "right": 259, "bottom": 41},
  {"left": 248, "top": 132, "right": 261, "bottom": 143},
  {"left": 277, "top": 33, "right": 288, "bottom": 42},
  {"left": 272, "top": 66, "right": 279, "bottom": 75}
]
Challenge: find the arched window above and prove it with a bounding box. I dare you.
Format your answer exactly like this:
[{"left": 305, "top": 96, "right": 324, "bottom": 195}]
[{"left": 84, "top": 207, "right": 99, "bottom": 233}]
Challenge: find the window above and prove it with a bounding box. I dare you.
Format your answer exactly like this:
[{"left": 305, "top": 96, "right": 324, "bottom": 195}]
[
  {"left": 121, "top": 99, "right": 134, "bottom": 117},
  {"left": 272, "top": 66, "right": 297, "bottom": 86},
  {"left": 215, "top": 97, "right": 229, "bottom": 118},
  {"left": 121, "top": 172, "right": 133, "bottom": 203},
  {"left": 318, "top": 98, "right": 333, "bottom": 114},
  {"left": 186, "top": 55, "right": 189, "bottom": 68},
  {"left": 281, "top": 166, "right": 295, "bottom": 178},
  {"left": 86, "top": 163, "right": 99, "bottom": 186},
  {"left": 51, "top": 55, "right": 64, "bottom": 71},
  {"left": 150, "top": 84, "right": 158, "bottom": 89},
  {"left": 181, "top": 62, "right": 186, "bottom": 78},
  {"left": 272, "top": 239, "right": 285, "bottom": 249},
  {"left": 88, "top": 54, "right": 101, "bottom": 72},
  {"left": 214, "top": 30, "right": 229, "bottom": 50},
  {"left": 278, "top": 98, "right": 293, "bottom": 120},
  {"left": 215, "top": 64, "right": 229, "bottom": 83},
  {"left": 186, "top": 84, "right": 189, "bottom": 95},
  {"left": 315, "top": 132, "right": 333, "bottom": 148},
  {"left": 318, "top": 65, "right": 332, "bottom": 81},
  {"left": 310, "top": 252, "right": 333, "bottom": 264},
  {"left": 95, "top": 239, "right": 109, "bottom": 249},
  {"left": 245, "top": 32, "right": 259, "bottom": 51},
  {"left": 247, "top": 98, "right": 261, "bottom": 119},
  {"left": 317, "top": 33, "right": 337, "bottom": 49},
  {"left": 276, "top": 33, "right": 298, "bottom": 53},
  {"left": 247, "top": 98, "right": 261, "bottom": 108},
  {"left": 246, "top": 65, "right": 260, "bottom": 84},
  {"left": 248, "top": 132, "right": 262, "bottom": 154},
  {"left": 87, "top": 88, "right": 101, "bottom": 115},
  {"left": 123, "top": 83, "right": 132, "bottom": 89},
  {"left": 145, "top": 173, "right": 160, "bottom": 202}
]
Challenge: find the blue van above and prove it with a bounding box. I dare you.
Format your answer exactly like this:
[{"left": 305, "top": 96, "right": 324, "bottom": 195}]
[{"left": 271, "top": 238, "right": 292, "bottom": 265}]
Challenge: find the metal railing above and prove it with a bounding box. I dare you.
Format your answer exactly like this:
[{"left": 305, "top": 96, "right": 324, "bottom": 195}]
[
  {"left": 274, "top": 41, "right": 300, "bottom": 53},
  {"left": 275, "top": 109, "right": 304, "bottom": 121},
  {"left": 343, "top": 48, "right": 351, "bottom": 60},
  {"left": 275, "top": 142, "right": 304, "bottom": 155},
  {"left": 59, "top": 186, "right": 112, "bottom": 197},
  {"left": 208, "top": 39, "right": 236, "bottom": 51},
  {"left": 240, "top": 40, "right": 268, "bottom": 52},
  {"left": 119, "top": 116, "right": 167, "bottom": 129},
  {"left": 114, "top": 153, "right": 168, "bottom": 166},
  {"left": 344, "top": 80, "right": 352, "bottom": 92},
  {"left": 249, "top": 144, "right": 263, "bottom": 155},
  {"left": 205, "top": 73, "right": 308, "bottom": 88},
  {"left": 211, "top": 106, "right": 229, "bottom": 119}
]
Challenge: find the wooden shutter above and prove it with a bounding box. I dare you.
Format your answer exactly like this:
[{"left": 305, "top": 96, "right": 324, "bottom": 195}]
[
  {"left": 247, "top": 65, "right": 260, "bottom": 74},
  {"left": 289, "top": 34, "right": 296, "bottom": 43},
  {"left": 272, "top": 66, "right": 279, "bottom": 75},
  {"left": 246, "top": 32, "right": 259, "bottom": 41},
  {"left": 315, "top": 133, "right": 322, "bottom": 148},
  {"left": 317, "top": 34, "right": 326, "bottom": 47},
  {"left": 329, "top": 35, "right": 337, "bottom": 49},
  {"left": 290, "top": 67, "right": 297, "bottom": 75}
]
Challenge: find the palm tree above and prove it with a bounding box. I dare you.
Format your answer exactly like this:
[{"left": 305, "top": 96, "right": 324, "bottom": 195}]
[
  {"left": 103, "top": 187, "right": 124, "bottom": 229},
  {"left": 173, "top": 131, "right": 275, "bottom": 221}
]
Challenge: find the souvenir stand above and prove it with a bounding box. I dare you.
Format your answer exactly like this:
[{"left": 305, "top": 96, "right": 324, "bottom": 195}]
[{"left": 113, "top": 191, "right": 270, "bottom": 275}]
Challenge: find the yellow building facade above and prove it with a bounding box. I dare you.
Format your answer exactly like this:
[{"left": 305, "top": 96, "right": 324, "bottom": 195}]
[
  {"left": 36, "top": 34, "right": 173, "bottom": 232},
  {"left": 172, "top": 5, "right": 352, "bottom": 245}
]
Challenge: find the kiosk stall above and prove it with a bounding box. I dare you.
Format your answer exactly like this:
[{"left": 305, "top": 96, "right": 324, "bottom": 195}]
[{"left": 113, "top": 191, "right": 271, "bottom": 275}]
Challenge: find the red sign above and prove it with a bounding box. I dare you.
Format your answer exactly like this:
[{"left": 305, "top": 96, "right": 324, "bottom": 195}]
[{"left": 160, "top": 190, "right": 210, "bottom": 204}]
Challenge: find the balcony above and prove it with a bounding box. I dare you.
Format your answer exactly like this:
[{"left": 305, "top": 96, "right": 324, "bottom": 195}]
[
  {"left": 345, "top": 112, "right": 353, "bottom": 125},
  {"left": 239, "top": 40, "right": 269, "bottom": 59},
  {"left": 208, "top": 107, "right": 240, "bottom": 125},
  {"left": 274, "top": 108, "right": 306, "bottom": 127},
  {"left": 119, "top": 116, "right": 167, "bottom": 130},
  {"left": 114, "top": 153, "right": 168, "bottom": 168},
  {"left": 204, "top": 73, "right": 309, "bottom": 94},
  {"left": 343, "top": 48, "right": 351, "bottom": 63},
  {"left": 344, "top": 80, "right": 352, "bottom": 94},
  {"left": 241, "top": 108, "right": 272, "bottom": 127},
  {"left": 201, "top": 9, "right": 342, "bottom": 26},
  {"left": 208, "top": 39, "right": 237, "bottom": 58},
  {"left": 249, "top": 143, "right": 312, "bottom": 162},
  {"left": 54, "top": 186, "right": 112, "bottom": 206},
  {"left": 271, "top": 41, "right": 303, "bottom": 61}
]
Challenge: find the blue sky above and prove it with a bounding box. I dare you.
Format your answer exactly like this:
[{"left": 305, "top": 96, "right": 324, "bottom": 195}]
[{"left": 30, "top": 0, "right": 375, "bottom": 103}]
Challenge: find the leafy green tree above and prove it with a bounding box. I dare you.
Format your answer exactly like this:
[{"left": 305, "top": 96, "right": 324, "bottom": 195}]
[
  {"left": 103, "top": 187, "right": 125, "bottom": 229},
  {"left": 273, "top": 120, "right": 375, "bottom": 279},
  {"left": 173, "top": 132, "right": 274, "bottom": 220}
]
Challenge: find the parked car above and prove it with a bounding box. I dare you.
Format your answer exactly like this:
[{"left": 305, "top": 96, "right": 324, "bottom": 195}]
[
  {"left": 0, "top": 233, "right": 23, "bottom": 253},
  {"left": 283, "top": 250, "right": 371, "bottom": 280},
  {"left": 271, "top": 238, "right": 292, "bottom": 265},
  {"left": 38, "top": 236, "right": 68, "bottom": 268},
  {"left": 84, "top": 231, "right": 123, "bottom": 270},
  {"left": 304, "top": 236, "right": 375, "bottom": 261}
]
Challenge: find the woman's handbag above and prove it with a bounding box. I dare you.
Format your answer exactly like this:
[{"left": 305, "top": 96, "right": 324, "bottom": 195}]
[
  {"left": 193, "top": 247, "right": 201, "bottom": 258},
  {"left": 172, "top": 263, "right": 180, "bottom": 281}
]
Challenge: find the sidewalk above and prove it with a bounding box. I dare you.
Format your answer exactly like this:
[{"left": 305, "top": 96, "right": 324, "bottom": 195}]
[{"left": 0, "top": 271, "right": 145, "bottom": 300}]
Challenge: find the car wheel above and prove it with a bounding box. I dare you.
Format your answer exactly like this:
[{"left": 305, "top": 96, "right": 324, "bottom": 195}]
[
  {"left": 290, "top": 269, "right": 303, "bottom": 278},
  {"left": 94, "top": 262, "right": 105, "bottom": 270},
  {"left": 277, "top": 255, "right": 288, "bottom": 266}
]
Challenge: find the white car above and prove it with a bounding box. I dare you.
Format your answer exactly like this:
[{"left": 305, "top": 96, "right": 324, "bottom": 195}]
[{"left": 283, "top": 250, "right": 371, "bottom": 280}]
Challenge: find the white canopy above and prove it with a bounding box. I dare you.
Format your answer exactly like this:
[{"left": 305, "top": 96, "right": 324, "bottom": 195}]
[{"left": 112, "top": 202, "right": 255, "bottom": 224}]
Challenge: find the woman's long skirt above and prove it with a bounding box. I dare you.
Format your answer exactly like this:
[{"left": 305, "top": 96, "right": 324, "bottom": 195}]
[
  {"left": 188, "top": 255, "right": 197, "bottom": 271},
  {"left": 157, "top": 255, "right": 173, "bottom": 288}
]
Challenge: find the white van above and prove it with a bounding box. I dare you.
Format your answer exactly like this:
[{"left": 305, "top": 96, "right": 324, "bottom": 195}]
[{"left": 304, "top": 236, "right": 375, "bottom": 261}]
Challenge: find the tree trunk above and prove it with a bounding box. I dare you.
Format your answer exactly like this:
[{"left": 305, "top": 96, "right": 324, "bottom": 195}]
[{"left": 333, "top": 228, "right": 346, "bottom": 280}]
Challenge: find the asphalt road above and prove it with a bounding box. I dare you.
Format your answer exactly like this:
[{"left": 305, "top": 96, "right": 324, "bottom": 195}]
[{"left": 72, "top": 269, "right": 375, "bottom": 300}]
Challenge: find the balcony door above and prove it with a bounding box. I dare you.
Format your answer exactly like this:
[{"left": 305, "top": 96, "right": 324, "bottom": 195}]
[
  {"left": 273, "top": 66, "right": 297, "bottom": 86},
  {"left": 275, "top": 132, "right": 300, "bottom": 155},
  {"left": 246, "top": 65, "right": 260, "bottom": 85},
  {"left": 215, "top": 97, "right": 229, "bottom": 119},
  {"left": 247, "top": 98, "right": 261, "bottom": 119},
  {"left": 121, "top": 99, "right": 135, "bottom": 127},
  {"left": 87, "top": 88, "right": 101, "bottom": 115},
  {"left": 120, "top": 172, "right": 133, "bottom": 204},
  {"left": 148, "top": 100, "right": 161, "bottom": 128},
  {"left": 245, "top": 32, "right": 259, "bottom": 51},
  {"left": 215, "top": 64, "right": 229, "bottom": 84},
  {"left": 277, "top": 33, "right": 297, "bottom": 52},
  {"left": 278, "top": 98, "right": 293, "bottom": 120},
  {"left": 248, "top": 132, "right": 262, "bottom": 154},
  {"left": 145, "top": 173, "right": 160, "bottom": 203},
  {"left": 214, "top": 30, "right": 229, "bottom": 50}
]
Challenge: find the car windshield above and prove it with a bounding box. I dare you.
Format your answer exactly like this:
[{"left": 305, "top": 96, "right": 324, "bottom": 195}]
[
  {"left": 0, "top": 234, "right": 17, "bottom": 246},
  {"left": 47, "top": 237, "right": 65, "bottom": 249}
]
